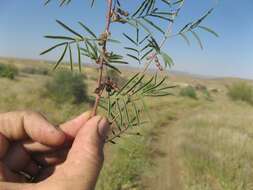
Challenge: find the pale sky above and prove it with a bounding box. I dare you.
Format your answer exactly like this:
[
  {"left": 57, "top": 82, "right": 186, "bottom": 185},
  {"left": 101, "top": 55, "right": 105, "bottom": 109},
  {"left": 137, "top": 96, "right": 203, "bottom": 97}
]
[{"left": 0, "top": 0, "right": 253, "bottom": 79}]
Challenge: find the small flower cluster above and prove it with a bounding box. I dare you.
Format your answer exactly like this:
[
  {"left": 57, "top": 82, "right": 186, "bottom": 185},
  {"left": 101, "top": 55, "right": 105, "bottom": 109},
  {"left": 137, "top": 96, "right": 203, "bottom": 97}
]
[
  {"left": 95, "top": 77, "right": 119, "bottom": 94},
  {"left": 98, "top": 31, "right": 111, "bottom": 46},
  {"left": 147, "top": 53, "right": 164, "bottom": 71},
  {"left": 111, "top": 8, "right": 129, "bottom": 24}
]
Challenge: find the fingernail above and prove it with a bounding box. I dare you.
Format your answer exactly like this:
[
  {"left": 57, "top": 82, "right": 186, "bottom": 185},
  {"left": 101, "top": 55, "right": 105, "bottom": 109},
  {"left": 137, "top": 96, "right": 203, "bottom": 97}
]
[{"left": 98, "top": 117, "right": 109, "bottom": 139}]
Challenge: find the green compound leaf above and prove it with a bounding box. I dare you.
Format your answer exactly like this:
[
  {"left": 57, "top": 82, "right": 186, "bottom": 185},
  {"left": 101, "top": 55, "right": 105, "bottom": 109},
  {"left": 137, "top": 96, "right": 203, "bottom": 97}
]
[{"left": 160, "top": 51, "right": 174, "bottom": 68}]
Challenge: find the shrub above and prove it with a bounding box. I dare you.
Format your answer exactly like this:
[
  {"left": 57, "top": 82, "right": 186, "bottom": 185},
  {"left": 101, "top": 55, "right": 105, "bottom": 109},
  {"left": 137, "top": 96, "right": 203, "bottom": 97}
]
[
  {"left": 180, "top": 86, "right": 198, "bottom": 99},
  {"left": 203, "top": 89, "right": 213, "bottom": 101},
  {"left": 0, "top": 63, "right": 18, "bottom": 79},
  {"left": 228, "top": 82, "right": 253, "bottom": 105},
  {"left": 195, "top": 84, "right": 207, "bottom": 91},
  {"left": 45, "top": 70, "right": 88, "bottom": 104},
  {"left": 21, "top": 66, "right": 49, "bottom": 75}
]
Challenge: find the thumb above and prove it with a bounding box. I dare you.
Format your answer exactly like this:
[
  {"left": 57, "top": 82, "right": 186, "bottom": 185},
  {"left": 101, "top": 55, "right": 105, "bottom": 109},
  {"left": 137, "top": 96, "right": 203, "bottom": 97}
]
[
  {"left": 60, "top": 111, "right": 92, "bottom": 140},
  {"left": 59, "top": 116, "right": 109, "bottom": 189}
]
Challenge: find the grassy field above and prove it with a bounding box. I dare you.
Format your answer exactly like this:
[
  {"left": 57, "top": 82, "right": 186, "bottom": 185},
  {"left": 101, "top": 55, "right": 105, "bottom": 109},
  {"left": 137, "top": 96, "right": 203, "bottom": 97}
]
[{"left": 1, "top": 57, "right": 253, "bottom": 190}]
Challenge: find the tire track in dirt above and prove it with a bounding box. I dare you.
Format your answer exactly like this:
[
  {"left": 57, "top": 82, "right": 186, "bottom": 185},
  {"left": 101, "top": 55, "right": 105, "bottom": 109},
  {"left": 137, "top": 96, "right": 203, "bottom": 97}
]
[
  {"left": 142, "top": 105, "right": 205, "bottom": 190},
  {"left": 143, "top": 122, "right": 183, "bottom": 190}
]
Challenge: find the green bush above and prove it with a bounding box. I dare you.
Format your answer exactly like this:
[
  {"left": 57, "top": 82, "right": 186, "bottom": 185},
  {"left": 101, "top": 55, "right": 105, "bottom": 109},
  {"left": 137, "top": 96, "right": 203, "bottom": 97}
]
[
  {"left": 0, "top": 63, "right": 18, "bottom": 79},
  {"left": 45, "top": 70, "right": 88, "bottom": 104},
  {"left": 228, "top": 82, "right": 253, "bottom": 105},
  {"left": 203, "top": 89, "right": 213, "bottom": 101},
  {"left": 21, "top": 66, "right": 49, "bottom": 75},
  {"left": 180, "top": 86, "right": 198, "bottom": 99}
]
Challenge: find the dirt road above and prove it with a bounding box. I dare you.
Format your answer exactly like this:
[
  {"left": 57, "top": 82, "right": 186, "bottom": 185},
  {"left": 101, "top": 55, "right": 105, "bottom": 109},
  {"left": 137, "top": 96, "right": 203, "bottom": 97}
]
[
  {"left": 143, "top": 121, "right": 183, "bottom": 190},
  {"left": 142, "top": 104, "right": 204, "bottom": 190}
]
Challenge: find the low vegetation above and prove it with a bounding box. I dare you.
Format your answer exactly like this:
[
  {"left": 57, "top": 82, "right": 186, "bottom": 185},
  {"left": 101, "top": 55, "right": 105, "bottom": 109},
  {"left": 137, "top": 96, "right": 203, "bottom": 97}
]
[
  {"left": 180, "top": 98, "right": 253, "bottom": 190},
  {"left": 0, "top": 63, "right": 18, "bottom": 79},
  {"left": 45, "top": 70, "right": 88, "bottom": 104},
  {"left": 21, "top": 66, "right": 49, "bottom": 76},
  {"left": 97, "top": 128, "right": 151, "bottom": 190},
  {"left": 1, "top": 59, "right": 253, "bottom": 190},
  {"left": 203, "top": 89, "right": 213, "bottom": 101},
  {"left": 180, "top": 86, "right": 198, "bottom": 99},
  {"left": 227, "top": 81, "right": 253, "bottom": 105}
]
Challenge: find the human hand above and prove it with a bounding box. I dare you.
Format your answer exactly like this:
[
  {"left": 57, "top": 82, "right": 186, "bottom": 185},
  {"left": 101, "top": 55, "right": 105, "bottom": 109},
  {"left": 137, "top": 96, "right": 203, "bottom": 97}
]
[{"left": 0, "top": 111, "right": 109, "bottom": 190}]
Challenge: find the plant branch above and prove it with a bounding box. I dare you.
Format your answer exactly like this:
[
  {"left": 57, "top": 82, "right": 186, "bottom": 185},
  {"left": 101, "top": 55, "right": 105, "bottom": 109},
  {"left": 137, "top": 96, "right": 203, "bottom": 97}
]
[
  {"left": 142, "top": 3, "right": 185, "bottom": 73},
  {"left": 142, "top": 21, "right": 174, "bottom": 73},
  {"left": 92, "top": 0, "right": 113, "bottom": 116},
  {"left": 106, "top": 124, "right": 129, "bottom": 143}
]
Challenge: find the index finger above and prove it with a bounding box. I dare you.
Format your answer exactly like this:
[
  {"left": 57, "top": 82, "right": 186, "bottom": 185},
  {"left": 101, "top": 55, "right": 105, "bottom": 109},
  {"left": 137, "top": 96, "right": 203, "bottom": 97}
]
[
  {"left": 0, "top": 111, "right": 65, "bottom": 146},
  {"left": 22, "top": 111, "right": 91, "bottom": 153}
]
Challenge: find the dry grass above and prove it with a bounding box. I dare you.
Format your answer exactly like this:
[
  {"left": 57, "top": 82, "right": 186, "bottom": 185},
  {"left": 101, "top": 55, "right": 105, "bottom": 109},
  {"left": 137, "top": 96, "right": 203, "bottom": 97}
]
[
  {"left": 227, "top": 81, "right": 253, "bottom": 105},
  {"left": 178, "top": 97, "right": 253, "bottom": 190},
  {"left": 1, "top": 58, "right": 253, "bottom": 190},
  {"left": 0, "top": 58, "right": 90, "bottom": 123}
]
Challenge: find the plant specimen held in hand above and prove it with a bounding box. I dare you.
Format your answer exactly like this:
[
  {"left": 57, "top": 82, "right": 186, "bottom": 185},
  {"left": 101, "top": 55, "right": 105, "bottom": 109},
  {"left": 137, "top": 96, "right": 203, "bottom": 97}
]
[{"left": 41, "top": 0, "right": 218, "bottom": 143}]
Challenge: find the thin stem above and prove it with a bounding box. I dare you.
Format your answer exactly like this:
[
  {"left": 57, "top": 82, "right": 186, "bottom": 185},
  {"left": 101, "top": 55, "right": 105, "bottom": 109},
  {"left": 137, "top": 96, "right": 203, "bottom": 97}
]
[
  {"left": 142, "top": 21, "right": 173, "bottom": 73},
  {"left": 106, "top": 124, "right": 129, "bottom": 143},
  {"left": 92, "top": 0, "right": 113, "bottom": 116},
  {"left": 142, "top": 3, "right": 185, "bottom": 73}
]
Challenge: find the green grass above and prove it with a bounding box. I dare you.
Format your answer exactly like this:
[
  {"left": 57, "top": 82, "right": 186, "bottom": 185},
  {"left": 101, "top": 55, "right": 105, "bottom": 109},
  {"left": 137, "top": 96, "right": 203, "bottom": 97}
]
[{"left": 97, "top": 127, "right": 151, "bottom": 190}]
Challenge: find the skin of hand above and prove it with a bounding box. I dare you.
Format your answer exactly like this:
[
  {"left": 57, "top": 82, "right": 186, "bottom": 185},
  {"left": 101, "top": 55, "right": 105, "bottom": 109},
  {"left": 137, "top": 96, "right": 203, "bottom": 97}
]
[{"left": 0, "top": 110, "right": 109, "bottom": 190}]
